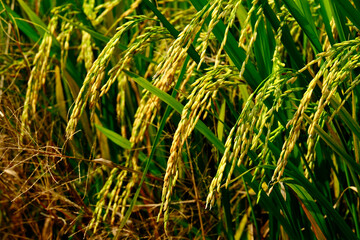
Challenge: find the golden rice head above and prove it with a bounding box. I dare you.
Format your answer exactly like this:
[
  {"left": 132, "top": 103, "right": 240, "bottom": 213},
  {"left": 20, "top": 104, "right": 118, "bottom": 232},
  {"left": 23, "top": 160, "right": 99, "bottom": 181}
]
[
  {"left": 88, "top": 168, "right": 119, "bottom": 233},
  {"left": 273, "top": 38, "right": 360, "bottom": 182},
  {"left": 128, "top": 7, "right": 213, "bottom": 147},
  {"left": 116, "top": 73, "right": 127, "bottom": 136},
  {"left": 305, "top": 39, "right": 360, "bottom": 177},
  {"left": 20, "top": 14, "right": 59, "bottom": 141},
  {"left": 90, "top": 135, "right": 143, "bottom": 232},
  {"left": 57, "top": 12, "right": 75, "bottom": 72},
  {"left": 98, "top": 26, "right": 172, "bottom": 148},
  {"left": 197, "top": 0, "right": 223, "bottom": 68},
  {"left": 78, "top": 32, "right": 95, "bottom": 71},
  {"left": 108, "top": 0, "right": 142, "bottom": 29},
  {"left": 159, "top": 66, "right": 238, "bottom": 220},
  {"left": 78, "top": 0, "right": 96, "bottom": 70},
  {"left": 214, "top": 0, "right": 248, "bottom": 68},
  {"left": 110, "top": 153, "right": 139, "bottom": 225},
  {"left": 65, "top": 17, "right": 147, "bottom": 139},
  {"left": 159, "top": 79, "right": 211, "bottom": 216},
  {"left": 89, "top": 153, "right": 135, "bottom": 233},
  {"left": 100, "top": 25, "right": 171, "bottom": 97}
]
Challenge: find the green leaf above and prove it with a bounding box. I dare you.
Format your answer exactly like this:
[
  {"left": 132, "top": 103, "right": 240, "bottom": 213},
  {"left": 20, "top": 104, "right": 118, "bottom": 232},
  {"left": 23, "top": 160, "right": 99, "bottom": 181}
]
[
  {"left": 319, "top": 0, "right": 336, "bottom": 45},
  {"left": 286, "top": 182, "right": 328, "bottom": 240},
  {"left": 330, "top": 98, "right": 360, "bottom": 140},
  {"left": 94, "top": 124, "right": 147, "bottom": 162},
  {"left": 334, "top": 0, "right": 360, "bottom": 32},
  {"left": 95, "top": 124, "right": 131, "bottom": 149},
  {"left": 329, "top": 1, "right": 349, "bottom": 42},
  {"left": 282, "top": 0, "right": 322, "bottom": 53},
  {"left": 17, "top": 0, "right": 47, "bottom": 37}
]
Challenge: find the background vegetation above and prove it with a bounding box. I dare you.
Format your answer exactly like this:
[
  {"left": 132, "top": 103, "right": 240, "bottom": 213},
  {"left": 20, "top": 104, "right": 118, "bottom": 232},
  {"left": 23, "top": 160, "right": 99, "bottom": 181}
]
[{"left": 1, "top": 0, "right": 360, "bottom": 239}]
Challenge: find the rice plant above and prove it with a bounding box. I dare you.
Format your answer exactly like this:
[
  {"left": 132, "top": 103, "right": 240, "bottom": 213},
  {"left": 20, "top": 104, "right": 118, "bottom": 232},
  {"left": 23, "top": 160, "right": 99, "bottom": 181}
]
[{"left": 1, "top": 0, "right": 360, "bottom": 239}]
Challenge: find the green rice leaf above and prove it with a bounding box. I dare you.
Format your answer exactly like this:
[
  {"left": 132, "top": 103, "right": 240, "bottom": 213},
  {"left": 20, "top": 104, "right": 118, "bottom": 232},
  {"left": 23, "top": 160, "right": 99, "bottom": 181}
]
[
  {"left": 319, "top": 0, "right": 336, "bottom": 45},
  {"left": 0, "top": 3, "right": 40, "bottom": 42},
  {"left": 95, "top": 124, "right": 147, "bottom": 162},
  {"left": 333, "top": 0, "right": 360, "bottom": 31},
  {"left": 286, "top": 182, "right": 328, "bottom": 240},
  {"left": 282, "top": 0, "right": 322, "bottom": 53},
  {"left": 95, "top": 124, "right": 131, "bottom": 149},
  {"left": 17, "top": 0, "right": 47, "bottom": 36}
]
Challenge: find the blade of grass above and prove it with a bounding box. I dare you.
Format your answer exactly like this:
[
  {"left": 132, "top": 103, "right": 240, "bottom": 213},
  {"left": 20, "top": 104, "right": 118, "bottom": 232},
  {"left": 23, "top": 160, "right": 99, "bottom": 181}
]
[
  {"left": 329, "top": 1, "right": 349, "bottom": 41},
  {"left": 217, "top": 100, "right": 226, "bottom": 141},
  {"left": 319, "top": 0, "right": 336, "bottom": 45},
  {"left": 286, "top": 182, "right": 328, "bottom": 240},
  {"left": 55, "top": 66, "right": 67, "bottom": 121},
  {"left": 330, "top": 98, "right": 360, "bottom": 143},
  {"left": 259, "top": 162, "right": 358, "bottom": 239},
  {"left": 17, "top": 0, "right": 47, "bottom": 36},
  {"left": 221, "top": 187, "right": 235, "bottom": 240},
  {"left": 94, "top": 124, "right": 147, "bottom": 162},
  {"left": 95, "top": 124, "right": 131, "bottom": 150},
  {"left": 243, "top": 178, "right": 260, "bottom": 238}
]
